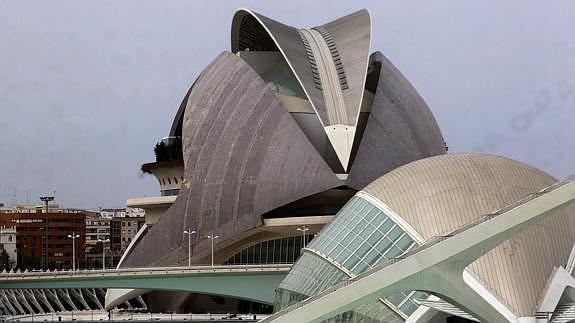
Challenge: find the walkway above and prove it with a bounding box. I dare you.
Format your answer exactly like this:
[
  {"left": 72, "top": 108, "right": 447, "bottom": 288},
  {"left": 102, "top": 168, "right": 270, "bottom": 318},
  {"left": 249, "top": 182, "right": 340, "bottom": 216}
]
[{"left": 0, "top": 264, "right": 290, "bottom": 306}]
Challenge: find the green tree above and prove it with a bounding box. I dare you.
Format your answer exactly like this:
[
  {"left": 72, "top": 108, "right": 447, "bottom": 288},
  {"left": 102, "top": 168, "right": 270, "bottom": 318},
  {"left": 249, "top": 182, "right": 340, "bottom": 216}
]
[
  {"left": 88, "top": 244, "right": 103, "bottom": 254},
  {"left": 0, "top": 250, "right": 9, "bottom": 270},
  {"left": 19, "top": 253, "right": 39, "bottom": 270}
]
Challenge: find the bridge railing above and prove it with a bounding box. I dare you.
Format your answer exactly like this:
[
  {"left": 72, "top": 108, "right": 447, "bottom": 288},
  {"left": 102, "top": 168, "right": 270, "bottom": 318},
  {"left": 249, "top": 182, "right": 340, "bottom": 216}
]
[
  {"left": 0, "top": 264, "right": 292, "bottom": 278},
  {"left": 6, "top": 310, "right": 270, "bottom": 322}
]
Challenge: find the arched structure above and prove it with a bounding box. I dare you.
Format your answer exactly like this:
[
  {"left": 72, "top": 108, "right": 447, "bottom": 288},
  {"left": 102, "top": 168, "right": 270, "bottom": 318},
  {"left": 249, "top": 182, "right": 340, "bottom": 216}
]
[
  {"left": 117, "top": 8, "right": 447, "bottom": 317},
  {"left": 276, "top": 154, "right": 575, "bottom": 321},
  {"left": 231, "top": 9, "right": 371, "bottom": 170},
  {"left": 122, "top": 9, "right": 446, "bottom": 269},
  {"left": 0, "top": 266, "right": 290, "bottom": 308},
  {"left": 122, "top": 51, "right": 343, "bottom": 268}
]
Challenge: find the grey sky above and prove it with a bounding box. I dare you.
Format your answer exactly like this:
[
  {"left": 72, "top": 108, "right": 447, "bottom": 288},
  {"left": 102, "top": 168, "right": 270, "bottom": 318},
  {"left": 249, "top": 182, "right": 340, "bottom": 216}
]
[{"left": 0, "top": 1, "right": 574, "bottom": 209}]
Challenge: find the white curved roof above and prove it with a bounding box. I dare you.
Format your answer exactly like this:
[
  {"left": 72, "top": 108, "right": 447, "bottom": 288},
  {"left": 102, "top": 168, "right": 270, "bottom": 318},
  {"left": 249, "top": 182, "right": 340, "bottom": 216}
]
[
  {"left": 231, "top": 9, "right": 371, "bottom": 170},
  {"left": 361, "top": 153, "right": 575, "bottom": 316}
]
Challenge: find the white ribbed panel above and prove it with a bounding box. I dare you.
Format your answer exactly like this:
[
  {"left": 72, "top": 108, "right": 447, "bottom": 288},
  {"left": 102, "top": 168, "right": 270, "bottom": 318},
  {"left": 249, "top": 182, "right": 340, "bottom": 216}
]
[{"left": 362, "top": 153, "right": 575, "bottom": 317}]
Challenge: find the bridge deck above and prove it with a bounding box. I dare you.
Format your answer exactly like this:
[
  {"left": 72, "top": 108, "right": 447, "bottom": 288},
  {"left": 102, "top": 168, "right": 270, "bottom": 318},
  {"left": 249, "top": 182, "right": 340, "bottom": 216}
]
[
  {"left": 0, "top": 265, "right": 291, "bottom": 306},
  {"left": 0, "top": 264, "right": 291, "bottom": 282}
]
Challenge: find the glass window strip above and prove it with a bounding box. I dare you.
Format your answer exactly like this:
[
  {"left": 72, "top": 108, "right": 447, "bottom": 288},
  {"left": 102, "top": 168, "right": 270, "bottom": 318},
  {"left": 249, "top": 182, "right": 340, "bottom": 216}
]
[
  {"left": 396, "top": 290, "right": 417, "bottom": 309},
  {"left": 278, "top": 195, "right": 429, "bottom": 318},
  {"left": 327, "top": 199, "right": 372, "bottom": 259}
]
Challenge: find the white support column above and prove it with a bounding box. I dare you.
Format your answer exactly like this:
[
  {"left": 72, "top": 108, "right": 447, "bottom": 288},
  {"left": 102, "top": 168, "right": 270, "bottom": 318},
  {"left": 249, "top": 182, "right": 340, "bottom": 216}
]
[
  {"left": 14, "top": 289, "right": 34, "bottom": 314},
  {"left": 34, "top": 289, "right": 56, "bottom": 312},
  {"left": 70, "top": 289, "right": 90, "bottom": 310},
  {"left": 24, "top": 289, "right": 44, "bottom": 313},
  {"left": 84, "top": 289, "right": 103, "bottom": 310},
  {"left": 5, "top": 290, "right": 25, "bottom": 315},
  {"left": 0, "top": 290, "right": 17, "bottom": 316},
  {"left": 57, "top": 289, "right": 77, "bottom": 311},
  {"left": 45, "top": 289, "right": 65, "bottom": 311},
  {"left": 136, "top": 295, "right": 147, "bottom": 310}
]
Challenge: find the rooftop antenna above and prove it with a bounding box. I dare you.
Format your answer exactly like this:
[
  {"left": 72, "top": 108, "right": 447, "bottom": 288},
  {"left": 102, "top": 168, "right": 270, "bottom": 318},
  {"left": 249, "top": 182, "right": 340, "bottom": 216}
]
[
  {"left": 11, "top": 188, "right": 17, "bottom": 207},
  {"left": 39, "top": 193, "right": 55, "bottom": 270}
]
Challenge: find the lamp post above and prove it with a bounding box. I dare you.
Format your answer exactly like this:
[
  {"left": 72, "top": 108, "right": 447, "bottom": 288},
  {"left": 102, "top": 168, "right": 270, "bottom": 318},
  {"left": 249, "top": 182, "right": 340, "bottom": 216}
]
[
  {"left": 183, "top": 229, "right": 196, "bottom": 267},
  {"left": 67, "top": 232, "right": 80, "bottom": 271},
  {"left": 206, "top": 234, "right": 219, "bottom": 267},
  {"left": 98, "top": 239, "right": 110, "bottom": 270},
  {"left": 297, "top": 225, "right": 309, "bottom": 248},
  {"left": 39, "top": 195, "right": 55, "bottom": 269}
]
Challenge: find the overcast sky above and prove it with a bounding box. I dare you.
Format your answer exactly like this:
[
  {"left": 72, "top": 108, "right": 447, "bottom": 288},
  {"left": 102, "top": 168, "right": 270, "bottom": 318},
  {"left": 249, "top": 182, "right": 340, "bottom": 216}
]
[{"left": 0, "top": 1, "right": 574, "bottom": 209}]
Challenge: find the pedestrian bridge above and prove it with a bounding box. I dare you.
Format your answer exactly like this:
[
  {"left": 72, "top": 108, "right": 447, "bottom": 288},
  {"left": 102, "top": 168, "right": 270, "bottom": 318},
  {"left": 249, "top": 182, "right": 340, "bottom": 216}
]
[{"left": 0, "top": 264, "right": 290, "bottom": 305}]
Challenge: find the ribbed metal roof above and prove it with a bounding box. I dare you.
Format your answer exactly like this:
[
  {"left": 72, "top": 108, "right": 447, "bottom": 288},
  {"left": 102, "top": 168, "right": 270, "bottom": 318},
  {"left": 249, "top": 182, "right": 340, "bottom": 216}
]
[{"left": 362, "top": 153, "right": 575, "bottom": 316}]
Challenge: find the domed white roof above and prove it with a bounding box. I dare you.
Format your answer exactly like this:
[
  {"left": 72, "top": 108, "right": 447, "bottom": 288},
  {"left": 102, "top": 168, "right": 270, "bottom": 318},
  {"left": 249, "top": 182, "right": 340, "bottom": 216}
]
[{"left": 362, "top": 153, "right": 575, "bottom": 316}]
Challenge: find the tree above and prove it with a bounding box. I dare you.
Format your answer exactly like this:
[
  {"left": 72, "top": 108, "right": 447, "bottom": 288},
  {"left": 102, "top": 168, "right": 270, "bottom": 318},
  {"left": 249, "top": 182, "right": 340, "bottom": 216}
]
[
  {"left": 0, "top": 250, "right": 9, "bottom": 270},
  {"left": 19, "top": 253, "right": 39, "bottom": 270},
  {"left": 88, "top": 244, "right": 103, "bottom": 254}
]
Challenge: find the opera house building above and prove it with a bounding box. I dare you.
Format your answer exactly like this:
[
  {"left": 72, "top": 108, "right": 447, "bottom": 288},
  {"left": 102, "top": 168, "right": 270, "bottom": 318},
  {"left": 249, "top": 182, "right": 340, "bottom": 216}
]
[{"left": 112, "top": 8, "right": 575, "bottom": 323}]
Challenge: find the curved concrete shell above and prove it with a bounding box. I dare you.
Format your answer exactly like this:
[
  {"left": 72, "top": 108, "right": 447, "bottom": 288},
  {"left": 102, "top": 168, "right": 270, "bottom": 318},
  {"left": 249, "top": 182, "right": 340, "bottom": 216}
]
[
  {"left": 347, "top": 51, "right": 446, "bottom": 189},
  {"left": 123, "top": 10, "right": 447, "bottom": 274},
  {"left": 167, "top": 49, "right": 446, "bottom": 182},
  {"left": 168, "top": 86, "right": 191, "bottom": 138},
  {"left": 122, "top": 51, "right": 342, "bottom": 267},
  {"left": 231, "top": 9, "right": 371, "bottom": 170}
]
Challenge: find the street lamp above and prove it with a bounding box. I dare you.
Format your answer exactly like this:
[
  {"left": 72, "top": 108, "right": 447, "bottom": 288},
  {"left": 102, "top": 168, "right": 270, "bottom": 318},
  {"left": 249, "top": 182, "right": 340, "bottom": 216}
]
[
  {"left": 183, "top": 229, "right": 196, "bottom": 267},
  {"left": 297, "top": 225, "right": 309, "bottom": 247},
  {"left": 67, "top": 232, "right": 80, "bottom": 271},
  {"left": 39, "top": 195, "right": 55, "bottom": 269},
  {"left": 206, "top": 234, "right": 219, "bottom": 267},
  {"left": 98, "top": 239, "right": 110, "bottom": 270}
]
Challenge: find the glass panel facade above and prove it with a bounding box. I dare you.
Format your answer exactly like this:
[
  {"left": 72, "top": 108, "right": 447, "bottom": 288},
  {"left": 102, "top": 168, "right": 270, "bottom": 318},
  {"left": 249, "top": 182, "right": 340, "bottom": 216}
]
[
  {"left": 261, "top": 60, "right": 308, "bottom": 99},
  {"left": 223, "top": 235, "right": 314, "bottom": 265},
  {"left": 277, "top": 252, "right": 349, "bottom": 303},
  {"left": 277, "top": 196, "right": 428, "bottom": 321},
  {"left": 160, "top": 189, "right": 180, "bottom": 196}
]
